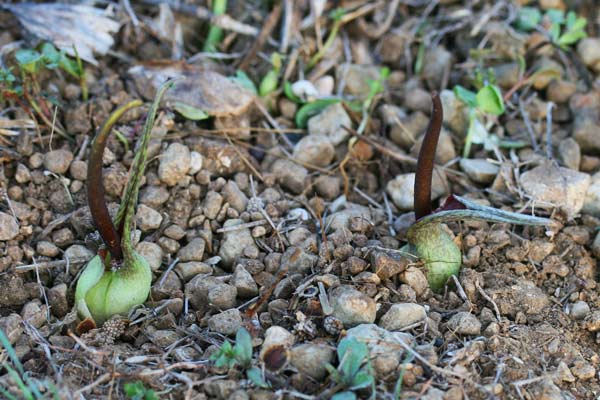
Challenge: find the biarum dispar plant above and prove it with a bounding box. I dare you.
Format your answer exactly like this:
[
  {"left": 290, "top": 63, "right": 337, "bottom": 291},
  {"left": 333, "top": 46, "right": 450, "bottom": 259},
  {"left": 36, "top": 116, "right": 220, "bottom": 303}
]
[
  {"left": 406, "top": 92, "right": 553, "bottom": 292},
  {"left": 75, "top": 80, "right": 175, "bottom": 332}
]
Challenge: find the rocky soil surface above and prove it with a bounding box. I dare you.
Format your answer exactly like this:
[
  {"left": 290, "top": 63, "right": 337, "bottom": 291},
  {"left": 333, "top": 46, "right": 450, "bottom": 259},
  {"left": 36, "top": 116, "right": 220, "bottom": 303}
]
[{"left": 1, "top": 1, "right": 600, "bottom": 399}]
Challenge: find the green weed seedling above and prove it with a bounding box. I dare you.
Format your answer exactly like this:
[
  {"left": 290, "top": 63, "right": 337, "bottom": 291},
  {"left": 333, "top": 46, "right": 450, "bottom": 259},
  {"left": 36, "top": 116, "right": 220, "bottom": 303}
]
[
  {"left": 203, "top": 0, "right": 227, "bottom": 52},
  {"left": 259, "top": 52, "right": 282, "bottom": 98},
  {"left": 210, "top": 328, "right": 269, "bottom": 389},
  {"left": 124, "top": 381, "right": 158, "bottom": 400},
  {"left": 453, "top": 75, "right": 506, "bottom": 157},
  {"left": 325, "top": 336, "right": 375, "bottom": 400},
  {"left": 516, "top": 7, "right": 587, "bottom": 50}
]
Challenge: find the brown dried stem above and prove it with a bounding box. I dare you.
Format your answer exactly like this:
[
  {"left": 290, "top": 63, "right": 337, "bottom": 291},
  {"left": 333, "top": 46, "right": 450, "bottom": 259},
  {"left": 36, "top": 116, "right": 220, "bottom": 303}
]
[
  {"left": 87, "top": 100, "right": 142, "bottom": 261},
  {"left": 414, "top": 92, "right": 442, "bottom": 220}
]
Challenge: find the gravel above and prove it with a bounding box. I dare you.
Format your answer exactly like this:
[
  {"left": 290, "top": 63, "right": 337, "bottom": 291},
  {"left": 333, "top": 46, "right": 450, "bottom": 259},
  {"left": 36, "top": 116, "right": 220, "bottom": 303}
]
[
  {"left": 330, "top": 286, "right": 376, "bottom": 327},
  {"left": 44, "top": 149, "right": 73, "bottom": 174},
  {"left": 158, "top": 143, "right": 191, "bottom": 186},
  {"left": 0, "top": 212, "right": 19, "bottom": 241},
  {"left": 379, "top": 303, "right": 426, "bottom": 331}
]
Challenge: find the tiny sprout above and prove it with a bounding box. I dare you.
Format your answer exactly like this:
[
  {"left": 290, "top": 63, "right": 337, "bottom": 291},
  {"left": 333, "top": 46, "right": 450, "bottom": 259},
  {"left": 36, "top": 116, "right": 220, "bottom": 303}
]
[
  {"left": 408, "top": 93, "right": 553, "bottom": 292},
  {"left": 75, "top": 80, "right": 176, "bottom": 332}
]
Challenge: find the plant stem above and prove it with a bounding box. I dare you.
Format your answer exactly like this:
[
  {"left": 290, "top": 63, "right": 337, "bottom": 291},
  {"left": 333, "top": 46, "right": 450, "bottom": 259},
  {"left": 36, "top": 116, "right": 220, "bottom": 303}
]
[
  {"left": 308, "top": 18, "right": 342, "bottom": 69},
  {"left": 116, "top": 80, "right": 177, "bottom": 256},
  {"left": 87, "top": 100, "right": 142, "bottom": 262},
  {"left": 414, "top": 92, "right": 442, "bottom": 220},
  {"left": 203, "top": 0, "right": 227, "bottom": 52}
]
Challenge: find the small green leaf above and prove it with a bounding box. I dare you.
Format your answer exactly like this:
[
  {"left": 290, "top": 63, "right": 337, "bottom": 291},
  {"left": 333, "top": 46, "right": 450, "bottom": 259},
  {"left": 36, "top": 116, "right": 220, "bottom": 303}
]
[
  {"left": 173, "top": 102, "right": 210, "bottom": 120},
  {"left": 283, "top": 81, "right": 302, "bottom": 103},
  {"left": 124, "top": 381, "right": 148, "bottom": 399},
  {"left": 476, "top": 84, "right": 505, "bottom": 116},
  {"left": 329, "top": 7, "right": 346, "bottom": 21},
  {"left": 15, "top": 49, "right": 41, "bottom": 74},
  {"left": 41, "top": 43, "right": 61, "bottom": 68},
  {"left": 259, "top": 69, "right": 279, "bottom": 97},
  {"left": 233, "top": 328, "right": 253, "bottom": 367},
  {"left": 545, "top": 9, "right": 565, "bottom": 24},
  {"left": 58, "top": 54, "right": 81, "bottom": 78},
  {"left": 569, "top": 15, "right": 587, "bottom": 32},
  {"left": 515, "top": 7, "right": 541, "bottom": 31},
  {"left": 325, "top": 363, "right": 342, "bottom": 384},
  {"left": 295, "top": 98, "right": 340, "bottom": 128},
  {"left": 557, "top": 29, "right": 587, "bottom": 47},
  {"left": 454, "top": 85, "right": 477, "bottom": 109},
  {"left": 548, "top": 22, "right": 561, "bottom": 42},
  {"left": 0, "top": 68, "right": 16, "bottom": 83},
  {"left": 414, "top": 42, "right": 426, "bottom": 75},
  {"left": 332, "top": 392, "right": 357, "bottom": 400},
  {"left": 338, "top": 337, "right": 368, "bottom": 381},
  {"left": 350, "top": 370, "right": 375, "bottom": 390},
  {"left": 232, "top": 70, "right": 257, "bottom": 94},
  {"left": 246, "top": 367, "right": 269, "bottom": 388}
]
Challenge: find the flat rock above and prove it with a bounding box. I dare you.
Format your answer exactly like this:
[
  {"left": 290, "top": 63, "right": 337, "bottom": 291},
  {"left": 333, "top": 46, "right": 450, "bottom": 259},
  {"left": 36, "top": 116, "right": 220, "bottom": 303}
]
[
  {"left": 158, "top": 143, "right": 191, "bottom": 186},
  {"left": 44, "top": 149, "right": 73, "bottom": 174},
  {"left": 129, "top": 64, "right": 255, "bottom": 117},
  {"left": 177, "top": 238, "right": 205, "bottom": 262},
  {"left": 447, "top": 312, "right": 481, "bottom": 335},
  {"left": 379, "top": 303, "right": 426, "bottom": 330},
  {"left": 0, "top": 212, "right": 19, "bottom": 241},
  {"left": 218, "top": 219, "right": 258, "bottom": 269},
  {"left": 135, "top": 204, "right": 163, "bottom": 232},
  {"left": 330, "top": 286, "right": 376, "bottom": 327},
  {"left": 307, "top": 103, "right": 352, "bottom": 146},
  {"left": 293, "top": 135, "right": 335, "bottom": 167},
  {"left": 520, "top": 163, "right": 590, "bottom": 220},
  {"left": 208, "top": 309, "right": 242, "bottom": 336},
  {"left": 386, "top": 171, "right": 448, "bottom": 211},
  {"left": 271, "top": 159, "right": 308, "bottom": 194},
  {"left": 175, "top": 261, "right": 212, "bottom": 282},
  {"left": 290, "top": 342, "right": 335, "bottom": 379},
  {"left": 460, "top": 158, "right": 500, "bottom": 184},
  {"left": 345, "top": 324, "right": 414, "bottom": 377},
  {"left": 136, "top": 241, "right": 164, "bottom": 271},
  {"left": 326, "top": 204, "right": 371, "bottom": 232},
  {"left": 231, "top": 265, "right": 258, "bottom": 298}
]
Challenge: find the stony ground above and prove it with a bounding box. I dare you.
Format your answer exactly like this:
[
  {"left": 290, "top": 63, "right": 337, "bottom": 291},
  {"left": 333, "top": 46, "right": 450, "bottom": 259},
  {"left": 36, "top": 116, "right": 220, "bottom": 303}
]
[{"left": 2, "top": 1, "right": 600, "bottom": 399}]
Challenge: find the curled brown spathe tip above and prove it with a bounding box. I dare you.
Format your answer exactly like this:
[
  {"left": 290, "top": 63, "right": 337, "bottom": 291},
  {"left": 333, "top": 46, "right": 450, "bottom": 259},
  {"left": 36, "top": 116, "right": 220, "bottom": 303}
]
[
  {"left": 87, "top": 100, "right": 142, "bottom": 262},
  {"left": 414, "top": 92, "right": 443, "bottom": 220}
]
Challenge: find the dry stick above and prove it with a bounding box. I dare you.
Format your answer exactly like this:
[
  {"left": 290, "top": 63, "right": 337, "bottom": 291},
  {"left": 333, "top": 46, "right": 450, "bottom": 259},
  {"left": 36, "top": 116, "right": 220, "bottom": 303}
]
[
  {"left": 356, "top": 0, "right": 401, "bottom": 38},
  {"left": 15, "top": 257, "right": 90, "bottom": 272},
  {"left": 546, "top": 102, "right": 554, "bottom": 160},
  {"left": 237, "top": 3, "right": 282, "bottom": 71},
  {"left": 87, "top": 100, "right": 143, "bottom": 261},
  {"left": 414, "top": 92, "right": 442, "bottom": 220},
  {"left": 224, "top": 133, "right": 264, "bottom": 182},
  {"left": 518, "top": 96, "right": 540, "bottom": 153},
  {"left": 280, "top": 0, "right": 294, "bottom": 53}
]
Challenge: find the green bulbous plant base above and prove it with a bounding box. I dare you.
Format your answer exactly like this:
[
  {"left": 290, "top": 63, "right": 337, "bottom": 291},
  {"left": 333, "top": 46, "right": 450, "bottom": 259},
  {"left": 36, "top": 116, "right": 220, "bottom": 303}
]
[
  {"left": 75, "top": 252, "right": 152, "bottom": 328},
  {"left": 407, "top": 222, "right": 462, "bottom": 293}
]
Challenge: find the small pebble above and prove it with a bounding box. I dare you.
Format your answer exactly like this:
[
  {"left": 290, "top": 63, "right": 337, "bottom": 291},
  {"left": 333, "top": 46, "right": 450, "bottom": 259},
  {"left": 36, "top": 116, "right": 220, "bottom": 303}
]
[
  {"left": 0, "top": 212, "right": 19, "bottom": 241},
  {"left": 44, "top": 149, "right": 73, "bottom": 174},
  {"left": 379, "top": 303, "right": 426, "bottom": 331},
  {"left": 136, "top": 204, "right": 163, "bottom": 232},
  {"left": 330, "top": 286, "right": 376, "bottom": 327},
  {"left": 158, "top": 143, "right": 191, "bottom": 186},
  {"left": 447, "top": 312, "right": 482, "bottom": 335},
  {"left": 208, "top": 309, "right": 242, "bottom": 336}
]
